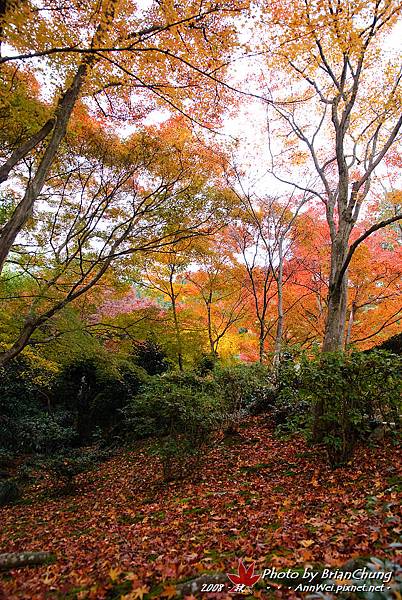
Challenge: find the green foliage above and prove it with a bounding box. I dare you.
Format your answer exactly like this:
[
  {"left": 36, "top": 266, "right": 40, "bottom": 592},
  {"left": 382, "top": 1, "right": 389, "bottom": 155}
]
[
  {"left": 54, "top": 358, "right": 148, "bottom": 444},
  {"left": 371, "top": 332, "right": 402, "bottom": 355},
  {"left": 0, "top": 193, "right": 16, "bottom": 227},
  {"left": 0, "top": 479, "right": 21, "bottom": 506},
  {"left": 17, "top": 413, "right": 77, "bottom": 454},
  {"left": 194, "top": 352, "right": 218, "bottom": 376},
  {"left": 0, "top": 352, "right": 62, "bottom": 453},
  {"left": 130, "top": 340, "right": 169, "bottom": 375},
  {"left": 272, "top": 355, "right": 311, "bottom": 435},
  {"left": 0, "top": 67, "right": 49, "bottom": 150},
  {"left": 214, "top": 362, "right": 275, "bottom": 416},
  {"left": 302, "top": 350, "right": 401, "bottom": 467},
  {"left": 123, "top": 372, "right": 223, "bottom": 480},
  {"left": 0, "top": 351, "right": 147, "bottom": 455},
  {"left": 43, "top": 447, "right": 111, "bottom": 493}
]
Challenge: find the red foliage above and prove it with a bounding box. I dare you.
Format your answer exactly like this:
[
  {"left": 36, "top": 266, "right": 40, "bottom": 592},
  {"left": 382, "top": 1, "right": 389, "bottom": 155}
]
[{"left": 0, "top": 419, "right": 400, "bottom": 599}]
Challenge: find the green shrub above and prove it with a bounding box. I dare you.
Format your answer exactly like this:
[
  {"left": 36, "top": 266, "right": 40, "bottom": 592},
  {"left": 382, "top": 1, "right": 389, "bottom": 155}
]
[
  {"left": 43, "top": 447, "right": 111, "bottom": 493},
  {"left": 130, "top": 340, "right": 169, "bottom": 375},
  {"left": 371, "top": 332, "right": 402, "bottom": 355},
  {"left": 272, "top": 354, "right": 311, "bottom": 435},
  {"left": 214, "top": 363, "right": 275, "bottom": 419},
  {"left": 194, "top": 352, "right": 218, "bottom": 376},
  {"left": 302, "top": 350, "right": 401, "bottom": 467},
  {"left": 0, "top": 449, "right": 13, "bottom": 471},
  {"left": 54, "top": 358, "right": 147, "bottom": 444},
  {"left": 0, "top": 479, "right": 21, "bottom": 506},
  {"left": 0, "top": 353, "right": 72, "bottom": 454},
  {"left": 123, "top": 372, "right": 223, "bottom": 480},
  {"left": 17, "top": 412, "right": 77, "bottom": 454}
]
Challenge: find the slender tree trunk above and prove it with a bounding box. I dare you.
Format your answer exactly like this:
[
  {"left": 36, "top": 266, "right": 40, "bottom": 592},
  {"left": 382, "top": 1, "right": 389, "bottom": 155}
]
[
  {"left": 344, "top": 302, "right": 356, "bottom": 349},
  {"left": 258, "top": 321, "right": 265, "bottom": 363},
  {"left": 169, "top": 275, "right": 183, "bottom": 371},
  {"left": 273, "top": 237, "right": 284, "bottom": 364},
  {"left": 206, "top": 296, "right": 215, "bottom": 356},
  {"left": 0, "top": 63, "right": 87, "bottom": 274}
]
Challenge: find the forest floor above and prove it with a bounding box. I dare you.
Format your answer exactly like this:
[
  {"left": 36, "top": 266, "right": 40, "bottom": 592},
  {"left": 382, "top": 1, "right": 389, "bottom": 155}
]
[{"left": 0, "top": 417, "right": 401, "bottom": 600}]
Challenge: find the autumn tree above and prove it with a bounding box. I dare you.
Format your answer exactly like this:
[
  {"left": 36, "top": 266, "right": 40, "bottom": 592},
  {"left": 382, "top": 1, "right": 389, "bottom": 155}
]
[
  {"left": 228, "top": 188, "right": 307, "bottom": 362},
  {"left": 0, "top": 117, "right": 228, "bottom": 366},
  {"left": 0, "top": 0, "right": 245, "bottom": 273},
  {"left": 257, "top": 0, "right": 402, "bottom": 352},
  {"left": 139, "top": 238, "right": 193, "bottom": 371},
  {"left": 185, "top": 239, "right": 247, "bottom": 357}
]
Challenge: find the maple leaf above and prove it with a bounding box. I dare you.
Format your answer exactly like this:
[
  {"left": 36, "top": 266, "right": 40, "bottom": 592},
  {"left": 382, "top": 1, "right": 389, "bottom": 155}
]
[
  {"left": 227, "top": 559, "right": 261, "bottom": 587},
  {"left": 300, "top": 539, "right": 314, "bottom": 548},
  {"left": 125, "top": 585, "right": 150, "bottom": 600},
  {"left": 160, "top": 584, "right": 177, "bottom": 599},
  {"left": 108, "top": 567, "right": 121, "bottom": 582}
]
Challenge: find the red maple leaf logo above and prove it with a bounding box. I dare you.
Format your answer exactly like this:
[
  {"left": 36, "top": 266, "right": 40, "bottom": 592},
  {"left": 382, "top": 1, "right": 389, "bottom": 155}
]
[{"left": 227, "top": 559, "right": 261, "bottom": 591}]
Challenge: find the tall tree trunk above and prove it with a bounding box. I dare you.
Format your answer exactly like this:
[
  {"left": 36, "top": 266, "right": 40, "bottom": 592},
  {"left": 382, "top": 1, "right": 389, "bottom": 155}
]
[
  {"left": 344, "top": 302, "right": 356, "bottom": 349},
  {"left": 258, "top": 321, "right": 265, "bottom": 363},
  {"left": 322, "top": 236, "right": 350, "bottom": 352},
  {"left": 169, "top": 275, "right": 183, "bottom": 371},
  {"left": 314, "top": 235, "right": 349, "bottom": 441},
  {"left": 273, "top": 237, "right": 284, "bottom": 365},
  {"left": 0, "top": 63, "right": 87, "bottom": 274},
  {"left": 206, "top": 296, "right": 215, "bottom": 356}
]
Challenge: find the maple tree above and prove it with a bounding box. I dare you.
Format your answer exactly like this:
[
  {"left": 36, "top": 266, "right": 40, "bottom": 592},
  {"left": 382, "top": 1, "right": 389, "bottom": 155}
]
[
  {"left": 281, "top": 207, "right": 402, "bottom": 352},
  {"left": 0, "top": 116, "right": 229, "bottom": 366},
  {"left": 184, "top": 237, "right": 248, "bottom": 358},
  {"left": 257, "top": 0, "right": 402, "bottom": 352},
  {"left": 0, "top": 0, "right": 245, "bottom": 273},
  {"left": 227, "top": 189, "right": 308, "bottom": 362},
  {"left": 139, "top": 238, "right": 193, "bottom": 371}
]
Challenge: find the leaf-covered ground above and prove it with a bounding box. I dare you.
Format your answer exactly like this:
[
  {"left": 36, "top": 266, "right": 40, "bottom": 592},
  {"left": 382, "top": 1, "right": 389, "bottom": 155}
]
[{"left": 0, "top": 418, "right": 401, "bottom": 599}]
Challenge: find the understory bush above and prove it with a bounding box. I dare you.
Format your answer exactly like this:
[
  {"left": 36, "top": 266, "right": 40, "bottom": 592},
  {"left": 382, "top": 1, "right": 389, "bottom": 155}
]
[
  {"left": 0, "top": 352, "right": 148, "bottom": 455},
  {"left": 0, "top": 479, "right": 21, "bottom": 506},
  {"left": 272, "top": 354, "right": 311, "bottom": 435},
  {"left": 54, "top": 358, "right": 148, "bottom": 444},
  {"left": 130, "top": 339, "right": 170, "bottom": 375},
  {"left": 123, "top": 372, "right": 224, "bottom": 480},
  {"left": 17, "top": 412, "right": 77, "bottom": 454},
  {"left": 42, "top": 447, "right": 112, "bottom": 494},
  {"left": 214, "top": 362, "right": 275, "bottom": 420},
  {"left": 0, "top": 352, "right": 66, "bottom": 453},
  {"left": 302, "top": 350, "right": 401, "bottom": 467}
]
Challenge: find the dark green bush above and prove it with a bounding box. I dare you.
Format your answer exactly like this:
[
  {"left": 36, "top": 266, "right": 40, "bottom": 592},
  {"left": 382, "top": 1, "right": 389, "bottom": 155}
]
[
  {"left": 301, "top": 350, "right": 401, "bottom": 467},
  {"left": 43, "top": 447, "right": 111, "bottom": 493},
  {"left": 194, "top": 352, "right": 218, "bottom": 376},
  {"left": 370, "top": 332, "right": 402, "bottom": 355},
  {"left": 123, "top": 372, "right": 223, "bottom": 480},
  {"left": 16, "top": 412, "right": 77, "bottom": 454},
  {"left": 214, "top": 362, "right": 275, "bottom": 418},
  {"left": 272, "top": 355, "right": 311, "bottom": 434},
  {"left": 130, "top": 340, "right": 169, "bottom": 375},
  {"left": 0, "top": 353, "right": 73, "bottom": 454},
  {"left": 0, "top": 449, "right": 14, "bottom": 471},
  {"left": 0, "top": 479, "right": 21, "bottom": 506},
  {"left": 54, "top": 358, "right": 147, "bottom": 444}
]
